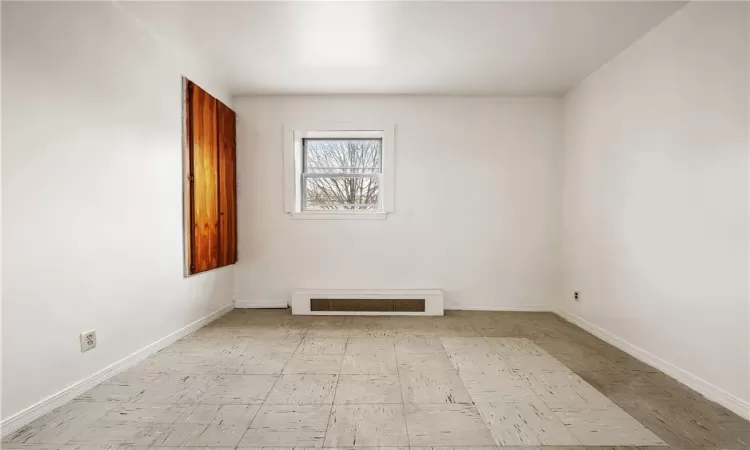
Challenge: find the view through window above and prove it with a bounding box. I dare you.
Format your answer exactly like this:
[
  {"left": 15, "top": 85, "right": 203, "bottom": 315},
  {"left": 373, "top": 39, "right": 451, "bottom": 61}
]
[{"left": 302, "top": 138, "right": 383, "bottom": 211}]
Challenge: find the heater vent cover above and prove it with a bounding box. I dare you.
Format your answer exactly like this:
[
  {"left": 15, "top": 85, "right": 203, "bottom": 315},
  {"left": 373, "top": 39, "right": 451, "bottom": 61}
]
[
  {"left": 310, "top": 298, "right": 425, "bottom": 312},
  {"left": 292, "top": 289, "right": 443, "bottom": 316}
]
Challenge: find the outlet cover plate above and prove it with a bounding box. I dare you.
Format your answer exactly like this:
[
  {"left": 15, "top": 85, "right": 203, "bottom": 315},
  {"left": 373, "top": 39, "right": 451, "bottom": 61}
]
[{"left": 80, "top": 330, "right": 96, "bottom": 352}]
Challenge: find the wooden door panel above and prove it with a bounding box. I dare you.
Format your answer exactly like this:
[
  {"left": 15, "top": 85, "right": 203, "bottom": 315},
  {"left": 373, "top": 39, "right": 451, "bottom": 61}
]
[
  {"left": 188, "top": 81, "right": 219, "bottom": 273},
  {"left": 217, "top": 101, "right": 237, "bottom": 265}
]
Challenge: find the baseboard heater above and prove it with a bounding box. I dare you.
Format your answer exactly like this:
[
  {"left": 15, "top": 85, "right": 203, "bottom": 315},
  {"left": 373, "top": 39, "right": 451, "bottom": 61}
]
[{"left": 291, "top": 289, "right": 444, "bottom": 316}]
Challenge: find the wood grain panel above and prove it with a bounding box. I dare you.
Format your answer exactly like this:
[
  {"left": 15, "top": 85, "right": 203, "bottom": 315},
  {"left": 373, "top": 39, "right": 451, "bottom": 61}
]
[
  {"left": 217, "top": 100, "right": 237, "bottom": 266},
  {"left": 188, "top": 81, "right": 219, "bottom": 273}
]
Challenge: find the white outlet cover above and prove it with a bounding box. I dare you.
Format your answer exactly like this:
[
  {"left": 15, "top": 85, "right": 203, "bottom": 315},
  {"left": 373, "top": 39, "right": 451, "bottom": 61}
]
[{"left": 80, "top": 330, "right": 96, "bottom": 352}]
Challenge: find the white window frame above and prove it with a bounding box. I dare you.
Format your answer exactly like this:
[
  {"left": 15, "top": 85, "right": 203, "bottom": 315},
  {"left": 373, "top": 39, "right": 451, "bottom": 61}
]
[{"left": 284, "top": 124, "right": 395, "bottom": 220}]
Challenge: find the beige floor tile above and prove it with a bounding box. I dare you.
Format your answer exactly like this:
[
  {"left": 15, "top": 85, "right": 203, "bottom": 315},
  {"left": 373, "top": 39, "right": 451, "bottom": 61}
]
[
  {"left": 495, "top": 342, "right": 566, "bottom": 369},
  {"left": 443, "top": 343, "right": 519, "bottom": 386},
  {"left": 195, "top": 374, "right": 278, "bottom": 404},
  {"left": 449, "top": 358, "right": 521, "bottom": 389},
  {"left": 394, "top": 336, "right": 445, "bottom": 356},
  {"left": 564, "top": 375, "right": 617, "bottom": 408},
  {"left": 283, "top": 354, "right": 343, "bottom": 374},
  {"left": 324, "top": 404, "right": 409, "bottom": 447},
  {"left": 244, "top": 335, "right": 304, "bottom": 351},
  {"left": 341, "top": 340, "right": 397, "bottom": 375},
  {"left": 157, "top": 404, "right": 261, "bottom": 446},
  {"left": 265, "top": 374, "right": 338, "bottom": 404},
  {"left": 102, "top": 404, "right": 188, "bottom": 423},
  {"left": 238, "top": 404, "right": 332, "bottom": 447},
  {"left": 348, "top": 318, "right": 396, "bottom": 338},
  {"left": 420, "top": 320, "right": 481, "bottom": 338},
  {"left": 60, "top": 445, "right": 152, "bottom": 450},
  {"left": 67, "top": 420, "right": 170, "bottom": 445},
  {"left": 517, "top": 368, "right": 614, "bottom": 407},
  {"left": 175, "top": 403, "right": 261, "bottom": 424},
  {"left": 474, "top": 402, "right": 581, "bottom": 445},
  {"left": 485, "top": 337, "right": 543, "bottom": 355},
  {"left": 345, "top": 338, "right": 395, "bottom": 351},
  {"left": 319, "top": 448, "right": 409, "bottom": 450},
  {"left": 334, "top": 375, "right": 402, "bottom": 404},
  {"left": 157, "top": 403, "right": 260, "bottom": 448},
  {"left": 440, "top": 337, "right": 492, "bottom": 352},
  {"left": 398, "top": 354, "right": 471, "bottom": 404},
  {"left": 152, "top": 448, "right": 232, "bottom": 450},
  {"left": 388, "top": 317, "right": 435, "bottom": 333},
  {"left": 163, "top": 337, "right": 248, "bottom": 358},
  {"left": 409, "top": 448, "right": 499, "bottom": 450},
  {"left": 341, "top": 349, "right": 397, "bottom": 374},
  {"left": 133, "top": 373, "right": 215, "bottom": 404},
  {"left": 146, "top": 423, "right": 207, "bottom": 446},
  {"left": 445, "top": 347, "right": 510, "bottom": 372},
  {"left": 229, "top": 349, "right": 295, "bottom": 375},
  {"left": 76, "top": 373, "right": 162, "bottom": 402},
  {"left": 302, "top": 316, "right": 351, "bottom": 338},
  {"left": 237, "top": 448, "right": 322, "bottom": 450},
  {"left": 295, "top": 338, "right": 347, "bottom": 355},
  {"left": 4, "top": 402, "right": 116, "bottom": 444},
  {"left": 400, "top": 349, "right": 453, "bottom": 367},
  {"left": 67, "top": 403, "right": 187, "bottom": 445},
  {"left": 133, "top": 351, "right": 238, "bottom": 374},
  {"left": 182, "top": 422, "right": 252, "bottom": 447},
  {"left": 458, "top": 371, "right": 539, "bottom": 403},
  {"left": 198, "top": 326, "right": 304, "bottom": 340},
  {"left": 505, "top": 353, "right": 568, "bottom": 370},
  {"left": 191, "top": 326, "right": 255, "bottom": 338},
  {"left": 239, "top": 337, "right": 301, "bottom": 356},
  {"left": 305, "top": 329, "right": 350, "bottom": 338},
  {"left": 2, "top": 445, "right": 61, "bottom": 450},
  {"left": 405, "top": 404, "right": 495, "bottom": 447},
  {"left": 390, "top": 317, "right": 481, "bottom": 338},
  {"left": 551, "top": 404, "right": 667, "bottom": 446},
  {"left": 485, "top": 337, "right": 562, "bottom": 368}
]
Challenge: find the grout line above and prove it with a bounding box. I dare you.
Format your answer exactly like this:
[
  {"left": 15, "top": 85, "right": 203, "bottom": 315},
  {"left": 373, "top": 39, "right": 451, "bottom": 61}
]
[
  {"left": 61, "top": 370, "right": 223, "bottom": 446},
  {"left": 327, "top": 339, "right": 347, "bottom": 407},
  {"left": 319, "top": 334, "right": 349, "bottom": 447},
  {"left": 392, "top": 336, "right": 411, "bottom": 447},
  {"left": 234, "top": 328, "right": 305, "bottom": 447},
  {"left": 156, "top": 374, "right": 213, "bottom": 446}
]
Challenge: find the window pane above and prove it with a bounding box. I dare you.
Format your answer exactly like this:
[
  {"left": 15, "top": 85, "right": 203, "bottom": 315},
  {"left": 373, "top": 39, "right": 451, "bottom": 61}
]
[
  {"left": 304, "top": 175, "right": 380, "bottom": 210},
  {"left": 304, "top": 139, "right": 382, "bottom": 174}
]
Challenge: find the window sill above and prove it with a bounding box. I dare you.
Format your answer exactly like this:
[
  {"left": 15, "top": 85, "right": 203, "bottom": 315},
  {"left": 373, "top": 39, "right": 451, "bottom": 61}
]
[{"left": 291, "top": 212, "right": 387, "bottom": 220}]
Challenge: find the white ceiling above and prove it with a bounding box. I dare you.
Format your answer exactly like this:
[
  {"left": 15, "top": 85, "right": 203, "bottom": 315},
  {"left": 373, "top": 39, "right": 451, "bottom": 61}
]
[{"left": 122, "top": 1, "right": 684, "bottom": 95}]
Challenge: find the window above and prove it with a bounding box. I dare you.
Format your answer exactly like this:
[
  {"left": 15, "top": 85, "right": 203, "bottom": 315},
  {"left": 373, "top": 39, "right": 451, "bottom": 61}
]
[
  {"left": 303, "top": 138, "right": 382, "bottom": 211},
  {"left": 284, "top": 126, "right": 395, "bottom": 219}
]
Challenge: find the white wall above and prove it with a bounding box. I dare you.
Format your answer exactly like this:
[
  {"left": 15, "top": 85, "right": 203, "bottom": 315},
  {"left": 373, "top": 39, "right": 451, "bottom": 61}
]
[
  {"left": 234, "top": 96, "right": 563, "bottom": 310},
  {"left": 0, "top": 0, "right": 5, "bottom": 424},
  {"left": 2, "top": 2, "right": 234, "bottom": 423},
  {"left": 561, "top": 2, "right": 749, "bottom": 415}
]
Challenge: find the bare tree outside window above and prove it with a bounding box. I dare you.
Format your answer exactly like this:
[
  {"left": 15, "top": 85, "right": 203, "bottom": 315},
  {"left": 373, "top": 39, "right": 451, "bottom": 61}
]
[{"left": 302, "top": 139, "right": 382, "bottom": 211}]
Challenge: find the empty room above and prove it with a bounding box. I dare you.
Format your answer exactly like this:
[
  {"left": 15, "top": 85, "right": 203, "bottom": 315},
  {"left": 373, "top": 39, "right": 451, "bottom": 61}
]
[{"left": 2, "top": 0, "right": 749, "bottom": 447}]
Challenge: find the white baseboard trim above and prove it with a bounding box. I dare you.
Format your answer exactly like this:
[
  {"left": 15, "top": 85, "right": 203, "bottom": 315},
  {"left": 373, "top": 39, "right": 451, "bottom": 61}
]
[
  {"left": 451, "top": 305, "right": 552, "bottom": 312},
  {"left": 234, "top": 300, "right": 288, "bottom": 309},
  {"left": 555, "top": 309, "right": 750, "bottom": 421},
  {"left": 0, "top": 303, "right": 233, "bottom": 438}
]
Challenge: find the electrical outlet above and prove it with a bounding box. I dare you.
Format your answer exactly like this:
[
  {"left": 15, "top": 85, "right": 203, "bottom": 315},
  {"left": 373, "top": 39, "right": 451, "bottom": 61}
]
[
  {"left": 80, "top": 330, "right": 96, "bottom": 352},
  {"left": 574, "top": 291, "right": 580, "bottom": 301}
]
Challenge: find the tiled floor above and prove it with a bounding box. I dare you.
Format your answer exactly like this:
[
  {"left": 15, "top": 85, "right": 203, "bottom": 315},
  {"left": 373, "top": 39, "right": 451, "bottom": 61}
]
[{"left": 5, "top": 310, "right": 750, "bottom": 449}]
